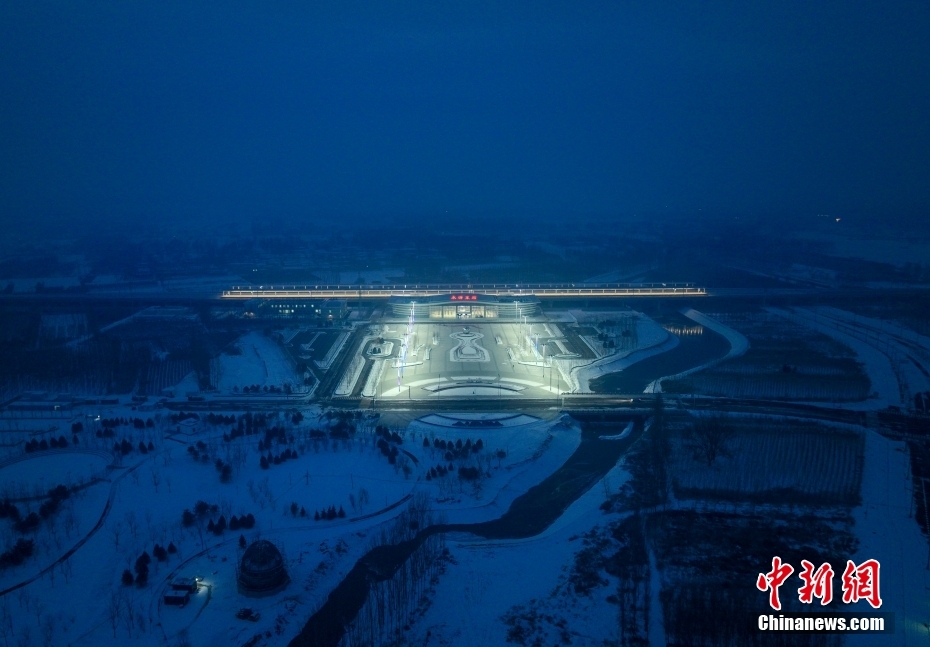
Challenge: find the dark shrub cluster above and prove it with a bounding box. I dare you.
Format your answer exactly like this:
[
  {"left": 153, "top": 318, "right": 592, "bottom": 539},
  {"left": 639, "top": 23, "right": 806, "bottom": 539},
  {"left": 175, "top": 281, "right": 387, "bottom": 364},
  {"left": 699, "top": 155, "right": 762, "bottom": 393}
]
[
  {"left": 206, "top": 413, "right": 237, "bottom": 426},
  {"left": 259, "top": 447, "right": 298, "bottom": 469},
  {"left": 0, "top": 539, "right": 34, "bottom": 568},
  {"left": 430, "top": 437, "right": 483, "bottom": 461},
  {"left": 375, "top": 426, "right": 402, "bottom": 444},
  {"left": 376, "top": 438, "right": 400, "bottom": 464},
  {"left": 0, "top": 500, "right": 20, "bottom": 521},
  {"left": 313, "top": 505, "right": 346, "bottom": 521},
  {"left": 101, "top": 416, "right": 155, "bottom": 429},
  {"left": 24, "top": 435, "right": 69, "bottom": 453},
  {"left": 424, "top": 464, "right": 453, "bottom": 481}
]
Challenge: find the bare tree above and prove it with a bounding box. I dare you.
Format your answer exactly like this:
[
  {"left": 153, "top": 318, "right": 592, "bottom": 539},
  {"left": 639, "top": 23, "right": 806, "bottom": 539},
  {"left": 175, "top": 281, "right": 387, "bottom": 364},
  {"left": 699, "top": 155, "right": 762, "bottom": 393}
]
[
  {"left": 14, "top": 625, "right": 29, "bottom": 647},
  {"left": 124, "top": 512, "right": 138, "bottom": 539},
  {"left": 110, "top": 521, "right": 124, "bottom": 549},
  {"left": 32, "top": 600, "right": 44, "bottom": 629},
  {"left": 107, "top": 590, "right": 123, "bottom": 638},
  {"left": 124, "top": 590, "right": 136, "bottom": 638},
  {"left": 40, "top": 615, "right": 54, "bottom": 647},
  {"left": 0, "top": 598, "right": 14, "bottom": 647},
  {"left": 685, "top": 414, "right": 736, "bottom": 467}
]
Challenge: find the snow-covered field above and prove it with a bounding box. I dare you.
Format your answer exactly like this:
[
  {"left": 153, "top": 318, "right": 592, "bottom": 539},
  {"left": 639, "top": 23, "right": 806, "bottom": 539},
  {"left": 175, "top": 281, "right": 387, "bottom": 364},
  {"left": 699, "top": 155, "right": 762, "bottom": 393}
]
[
  {"left": 406, "top": 440, "right": 631, "bottom": 647},
  {"left": 0, "top": 405, "right": 580, "bottom": 647},
  {"left": 408, "top": 413, "right": 581, "bottom": 525},
  {"left": 216, "top": 332, "right": 299, "bottom": 393},
  {"left": 0, "top": 451, "right": 110, "bottom": 497},
  {"left": 846, "top": 430, "right": 930, "bottom": 646}
]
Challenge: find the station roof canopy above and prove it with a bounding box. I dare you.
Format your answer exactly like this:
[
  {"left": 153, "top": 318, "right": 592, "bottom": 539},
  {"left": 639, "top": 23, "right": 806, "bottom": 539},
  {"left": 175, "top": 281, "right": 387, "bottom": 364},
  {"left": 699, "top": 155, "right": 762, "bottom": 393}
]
[{"left": 387, "top": 293, "right": 540, "bottom": 307}]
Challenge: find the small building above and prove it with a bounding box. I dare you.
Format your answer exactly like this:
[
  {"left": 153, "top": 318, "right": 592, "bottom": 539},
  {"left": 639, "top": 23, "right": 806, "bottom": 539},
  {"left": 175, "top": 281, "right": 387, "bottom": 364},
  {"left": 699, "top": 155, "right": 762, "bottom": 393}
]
[
  {"left": 243, "top": 298, "right": 347, "bottom": 321},
  {"left": 171, "top": 577, "right": 199, "bottom": 593},
  {"left": 237, "top": 539, "right": 289, "bottom": 597},
  {"left": 164, "top": 590, "right": 190, "bottom": 607},
  {"left": 387, "top": 294, "right": 540, "bottom": 320}
]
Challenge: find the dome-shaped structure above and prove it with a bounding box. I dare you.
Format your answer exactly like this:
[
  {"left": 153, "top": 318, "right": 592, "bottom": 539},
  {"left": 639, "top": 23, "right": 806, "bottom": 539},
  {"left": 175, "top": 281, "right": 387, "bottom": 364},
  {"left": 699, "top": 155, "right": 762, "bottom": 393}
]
[{"left": 237, "top": 539, "right": 289, "bottom": 596}]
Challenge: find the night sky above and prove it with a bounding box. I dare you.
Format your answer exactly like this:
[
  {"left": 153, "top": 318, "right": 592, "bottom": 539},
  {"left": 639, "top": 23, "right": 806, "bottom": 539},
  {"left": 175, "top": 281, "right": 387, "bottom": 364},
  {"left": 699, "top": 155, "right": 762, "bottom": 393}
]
[{"left": 1, "top": 1, "right": 928, "bottom": 230}]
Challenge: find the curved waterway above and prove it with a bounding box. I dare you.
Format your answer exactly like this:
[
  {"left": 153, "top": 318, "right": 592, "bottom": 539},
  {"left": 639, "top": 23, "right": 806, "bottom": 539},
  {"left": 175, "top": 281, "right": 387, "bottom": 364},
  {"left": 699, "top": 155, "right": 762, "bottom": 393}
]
[
  {"left": 288, "top": 414, "right": 643, "bottom": 647},
  {"left": 590, "top": 312, "right": 731, "bottom": 394}
]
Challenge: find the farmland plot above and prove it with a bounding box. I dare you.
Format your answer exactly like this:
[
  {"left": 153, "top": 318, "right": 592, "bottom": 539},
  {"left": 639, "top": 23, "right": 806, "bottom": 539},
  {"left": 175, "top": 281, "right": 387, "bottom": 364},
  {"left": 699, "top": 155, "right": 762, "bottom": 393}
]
[
  {"left": 669, "top": 418, "right": 864, "bottom": 505},
  {"left": 663, "top": 311, "right": 871, "bottom": 401}
]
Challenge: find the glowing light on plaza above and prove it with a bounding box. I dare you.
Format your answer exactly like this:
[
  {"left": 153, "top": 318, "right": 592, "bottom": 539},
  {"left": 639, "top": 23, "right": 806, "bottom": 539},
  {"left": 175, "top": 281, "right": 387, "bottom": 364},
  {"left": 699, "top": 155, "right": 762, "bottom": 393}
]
[{"left": 397, "top": 302, "right": 415, "bottom": 388}]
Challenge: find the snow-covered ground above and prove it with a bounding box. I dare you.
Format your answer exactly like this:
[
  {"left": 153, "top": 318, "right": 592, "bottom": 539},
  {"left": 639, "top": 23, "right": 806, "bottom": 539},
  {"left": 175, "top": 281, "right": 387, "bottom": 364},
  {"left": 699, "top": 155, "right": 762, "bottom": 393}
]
[
  {"left": 815, "top": 307, "right": 930, "bottom": 354},
  {"left": 810, "top": 306, "right": 930, "bottom": 401},
  {"left": 0, "top": 404, "right": 582, "bottom": 647},
  {"left": 407, "top": 414, "right": 580, "bottom": 525},
  {"left": 406, "top": 442, "right": 631, "bottom": 647},
  {"left": 216, "top": 332, "right": 299, "bottom": 393},
  {"left": 768, "top": 307, "right": 904, "bottom": 409},
  {"left": 574, "top": 313, "right": 671, "bottom": 393},
  {"left": 0, "top": 451, "right": 110, "bottom": 498},
  {"left": 644, "top": 308, "right": 749, "bottom": 393},
  {"left": 847, "top": 430, "right": 930, "bottom": 646}
]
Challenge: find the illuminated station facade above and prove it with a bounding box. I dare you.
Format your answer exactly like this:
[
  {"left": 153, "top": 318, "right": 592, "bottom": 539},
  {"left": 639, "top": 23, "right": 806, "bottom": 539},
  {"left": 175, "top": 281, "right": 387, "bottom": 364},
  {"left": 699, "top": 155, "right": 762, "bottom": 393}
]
[{"left": 386, "top": 294, "right": 541, "bottom": 320}]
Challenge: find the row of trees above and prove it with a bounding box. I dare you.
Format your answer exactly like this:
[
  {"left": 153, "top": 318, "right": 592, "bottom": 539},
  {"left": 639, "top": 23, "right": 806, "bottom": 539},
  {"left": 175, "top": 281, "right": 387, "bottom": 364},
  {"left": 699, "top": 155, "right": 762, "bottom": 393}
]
[
  {"left": 120, "top": 541, "right": 178, "bottom": 587},
  {"left": 233, "top": 383, "right": 293, "bottom": 394},
  {"left": 259, "top": 448, "right": 299, "bottom": 469},
  {"left": 23, "top": 435, "right": 71, "bottom": 453},
  {"left": 0, "top": 538, "right": 34, "bottom": 568},
  {"left": 0, "top": 484, "right": 72, "bottom": 536},
  {"left": 114, "top": 438, "right": 154, "bottom": 456},
  {"left": 313, "top": 505, "right": 346, "bottom": 521},
  {"left": 342, "top": 493, "right": 446, "bottom": 647},
  {"left": 100, "top": 417, "right": 154, "bottom": 429}
]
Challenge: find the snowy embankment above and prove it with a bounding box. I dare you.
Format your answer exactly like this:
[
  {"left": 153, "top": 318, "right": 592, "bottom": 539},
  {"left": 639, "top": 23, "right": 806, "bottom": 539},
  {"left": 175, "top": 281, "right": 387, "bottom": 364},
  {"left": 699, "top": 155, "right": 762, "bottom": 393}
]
[
  {"left": 768, "top": 307, "right": 903, "bottom": 409},
  {"left": 408, "top": 415, "right": 583, "bottom": 525},
  {"left": 846, "top": 430, "right": 929, "bottom": 647},
  {"left": 810, "top": 306, "right": 930, "bottom": 399},
  {"left": 815, "top": 306, "right": 930, "bottom": 353},
  {"left": 574, "top": 314, "right": 672, "bottom": 393},
  {"left": 407, "top": 434, "right": 632, "bottom": 647},
  {"left": 599, "top": 420, "right": 633, "bottom": 440},
  {"left": 644, "top": 308, "right": 749, "bottom": 393}
]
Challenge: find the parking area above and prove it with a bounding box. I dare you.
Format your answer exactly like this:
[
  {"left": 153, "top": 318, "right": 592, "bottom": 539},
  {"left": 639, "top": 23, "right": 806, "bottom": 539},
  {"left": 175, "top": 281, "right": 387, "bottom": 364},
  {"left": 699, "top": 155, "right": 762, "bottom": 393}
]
[{"left": 366, "top": 322, "right": 568, "bottom": 399}]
